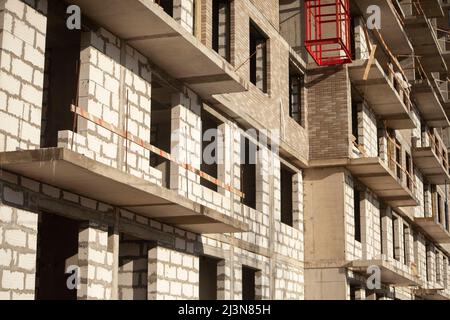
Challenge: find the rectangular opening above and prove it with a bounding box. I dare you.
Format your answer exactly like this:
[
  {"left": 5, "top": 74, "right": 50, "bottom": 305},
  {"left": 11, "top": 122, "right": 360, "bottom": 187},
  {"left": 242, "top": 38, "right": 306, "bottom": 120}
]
[
  {"left": 212, "top": 0, "right": 231, "bottom": 61},
  {"left": 155, "top": 0, "right": 174, "bottom": 17},
  {"left": 289, "top": 65, "right": 304, "bottom": 125},
  {"left": 280, "top": 164, "right": 294, "bottom": 227},
  {"left": 405, "top": 152, "right": 412, "bottom": 190},
  {"left": 199, "top": 256, "right": 219, "bottom": 300},
  {"left": 41, "top": 0, "right": 81, "bottom": 148},
  {"left": 435, "top": 251, "right": 441, "bottom": 284},
  {"left": 438, "top": 193, "right": 443, "bottom": 224},
  {"left": 354, "top": 189, "right": 361, "bottom": 243},
  {"left": 403, "top": 224, "right": 409, "bottom": 265},
  {"left": 242, "top": 266, "right": 257, "bottom": 300},
  {"left": 249, "top": 21, "right": 268, "bottom": 92},
  {"left": 118, "top": 234, "right": 152, "bottom": 300},
  {"left": 240, "top": 136, "right": 256, "bottom": 209},
  {"left": 351, "top": 102, "right": 359, "bottom": 145},
  {"left": 392, "top": 215, "right": 399, "bottom": 261},
  {"left": 150, "top": 76, "right": 175, "bottom": 188},
  {"left": 36, "top": 212, "right": 79, "bottom": 300},
  {"left": 395, "top": 140, "right": 402, "bottom": 181},
  {"left": 349, "top": 285, "right": 357, "bottom": 300},
  {"left": 426, "top": 244, "right": 430, "bottom": 282},
  {"left": 201, "top": 110, "right": 220, "bottom": 192}
]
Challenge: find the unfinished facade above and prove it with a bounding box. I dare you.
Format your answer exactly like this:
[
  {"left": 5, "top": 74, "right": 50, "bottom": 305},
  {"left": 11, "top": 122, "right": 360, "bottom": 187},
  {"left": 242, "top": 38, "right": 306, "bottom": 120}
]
[{"left": 0, "top": 0, "right": 448, "bottom": 301}]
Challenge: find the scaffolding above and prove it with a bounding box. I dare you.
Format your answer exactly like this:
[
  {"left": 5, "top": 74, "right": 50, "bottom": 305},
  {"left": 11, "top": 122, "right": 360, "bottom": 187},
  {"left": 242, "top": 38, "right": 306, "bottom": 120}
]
[{"left": 305, "top": 0, "right": 352, "bottom": 66}]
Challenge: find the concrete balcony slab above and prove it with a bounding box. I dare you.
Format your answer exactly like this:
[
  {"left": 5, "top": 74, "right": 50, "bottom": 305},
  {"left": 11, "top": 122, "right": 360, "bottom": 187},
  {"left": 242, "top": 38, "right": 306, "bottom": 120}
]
[{"left": 0, "top": 148, "right": 248, "bottom": 234}]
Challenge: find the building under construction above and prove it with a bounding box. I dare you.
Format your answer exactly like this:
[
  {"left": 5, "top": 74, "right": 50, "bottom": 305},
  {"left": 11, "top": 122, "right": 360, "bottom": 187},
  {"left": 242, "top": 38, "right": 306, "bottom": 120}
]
[{"left": 0, "top": 0, "right": 450, "bottom": 300}]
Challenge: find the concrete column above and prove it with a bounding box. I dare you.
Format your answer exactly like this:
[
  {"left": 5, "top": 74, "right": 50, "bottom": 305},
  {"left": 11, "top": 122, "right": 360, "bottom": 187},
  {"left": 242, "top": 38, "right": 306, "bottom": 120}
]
[
  {"left": 426, "top": 245, "right": 436, "bottom": 284},
  {"left": 380, "top": 206, "right": 393, "bottom": 259},
  {"left": 0, "top": 204, "right": 38, "bottom": 300},
  {"left": 77, "top": 221, "right": 113, "bottom": 300}
]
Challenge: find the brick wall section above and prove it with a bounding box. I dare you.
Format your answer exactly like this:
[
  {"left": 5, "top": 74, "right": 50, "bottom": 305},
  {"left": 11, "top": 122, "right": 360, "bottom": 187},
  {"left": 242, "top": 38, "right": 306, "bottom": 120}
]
[
  {"left": 308, "top": 66, "right": 351, "bottom": 160},
  {"left": 148, "top": 246, "right": 199, "bottom": 300},
  {"left": 0, "top": 204, "right": 38, "bottom": 300},
  {"left": 77, "top": 221, "right": 113, "bottom": 300},
  {"left": 0, "top": 0, "right": 46, "bottom": 152}
]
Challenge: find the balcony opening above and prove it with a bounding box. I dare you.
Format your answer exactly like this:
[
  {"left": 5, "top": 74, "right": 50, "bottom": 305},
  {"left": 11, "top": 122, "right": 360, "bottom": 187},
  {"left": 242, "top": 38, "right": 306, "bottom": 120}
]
[
  {"left": 349, "top": 285, "right": 357, "bottom": 300},
  {"left": 212, "top": 0, "right": 231, "bottom": 61},
  {"left": 403, "top": 224, "right": 409, "bottom": 266},
  {"left": 438, "top": 193, "right": 443, "bottom": 224},
  {"left": 241, "top": 136, "right": 257, "bottom": 209},
  {"left": 118, "top": 234, "right": 153, "bottom": 300},
  {"left": 36, "top": 212, "right": 79, "bottom": 300},
  {"left": 41, "top": 0, "right": 81, "bottom": 148},
  {"left": 395, "top": 140, "right": 402, "bottom": 181},
  {"left": 351, "top": 102, "right": 359, "bottom": 145},
  {"left": 150, "top": 76, "right": 175, "bottom": 188},
  {"left": 281, "top": 164, "right": 294, "bottom": 227},
  {"left": 155, "top": 0, "right": 174, "bottom": 17},
  {"left": 354, "top": 189, "right": 361, "bottom": 243},
  {"left": 242, "top": 266, "right": 258, "bottom": 300},
  {"left": 426, "top": 245, "right": 430, "bottom": 282},
  {"left": 289, "top": 65, "right": 304, "bottom": 126},
  {"left": 199, "top": 256, "right": 220, "bottom": 300},
  {"left": 405, "top": 152, "right": 413, "bottom": 191},
  {"left": 249, "top": 21, "right": 268, "bottom": 93},
  {"left": 436, "top": 251, "right": 441, "bottom": 284},
  {"left": 392, "top": 215, "right": 399, "bottom": 261},
  {"left": 201, "top": 110, "right": 221, "bottom": 192}
]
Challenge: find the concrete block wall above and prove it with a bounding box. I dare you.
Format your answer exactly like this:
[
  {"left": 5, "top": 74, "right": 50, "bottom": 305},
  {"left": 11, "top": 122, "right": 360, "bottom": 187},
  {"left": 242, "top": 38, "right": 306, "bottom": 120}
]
[
  {"left": 426, "top": 245, "right": 437, "bottom": 285},
  {"left": 148, "top": 246, "right": 199, "bottom": 300},
  {"left": 360, "top": 190, "right": 381, "bottom": 260},
  {"left": 0, "top": 203, "right": 38, "bottom": 300},
  {"left": 414, "top": 231, "right": 427, "bottom": 285},
  {"left": 0, "top": 0, "right": 46, "bottom": 152},
  {"left": 59, "top": 27, "right": 162, "bottom": 185},
  {"left": 353, "top": 17, "right": 369, "bottom": 60},
  {"left": 274, "top": 262, "right": 304, "bottom": 299},
  {"left": 77, "top": 221, "right": 113, "bottom": 300},
  {"left": 344, "top": 172, "right": 362, "bottom": 261},
  {"left": 357, "top": 103, "right": 378, "bottom": 158}
]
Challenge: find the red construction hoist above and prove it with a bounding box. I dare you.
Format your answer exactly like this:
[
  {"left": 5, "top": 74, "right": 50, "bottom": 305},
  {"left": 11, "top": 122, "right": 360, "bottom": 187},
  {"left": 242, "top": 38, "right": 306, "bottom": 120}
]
[{"left": 305, "top": 0, "right": 352, "bottom": 66}]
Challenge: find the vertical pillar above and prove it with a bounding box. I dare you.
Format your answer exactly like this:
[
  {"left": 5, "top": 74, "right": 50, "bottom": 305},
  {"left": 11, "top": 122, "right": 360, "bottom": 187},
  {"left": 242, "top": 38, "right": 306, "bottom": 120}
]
[
  {"left": 217, "top": 259, "right": 231, "bottom": 300},
  {"left": 77, "top": 221, "right": 113, "bottom": 300}
]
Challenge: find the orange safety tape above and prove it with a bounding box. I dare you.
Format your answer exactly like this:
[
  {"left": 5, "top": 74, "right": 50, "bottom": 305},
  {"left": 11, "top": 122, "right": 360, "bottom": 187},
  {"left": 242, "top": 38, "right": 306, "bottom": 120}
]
[{"left": 70, "top": 105, "right": 245, "bottom": 199}]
